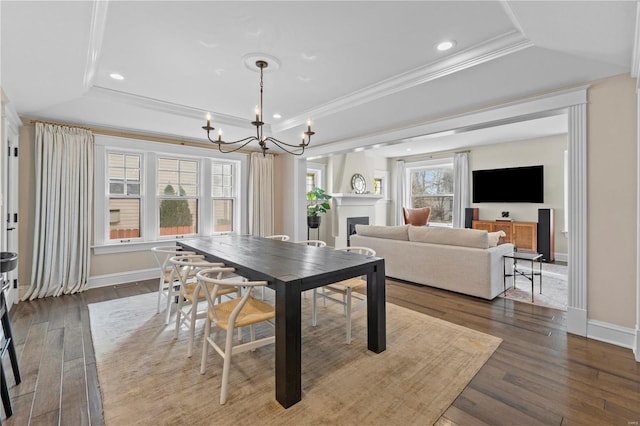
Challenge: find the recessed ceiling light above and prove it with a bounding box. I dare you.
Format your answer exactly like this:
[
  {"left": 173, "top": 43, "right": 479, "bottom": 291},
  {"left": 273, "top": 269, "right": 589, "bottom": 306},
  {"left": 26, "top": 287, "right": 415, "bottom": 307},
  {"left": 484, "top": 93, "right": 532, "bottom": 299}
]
[
  {"left": 406, "top": 148, "right": 412, "bottom": 152},
  {"left": 109, "top": 73, "right": 124, "bottom": 80},
  {"left": 272, "top": 113, "right": 282, "bottom": 119},
  {"left": 436, "top": 40, "right": 456, "bottom": 51},
  {"left": 354, "top": 147, "right": 365, "bottom": 152}
]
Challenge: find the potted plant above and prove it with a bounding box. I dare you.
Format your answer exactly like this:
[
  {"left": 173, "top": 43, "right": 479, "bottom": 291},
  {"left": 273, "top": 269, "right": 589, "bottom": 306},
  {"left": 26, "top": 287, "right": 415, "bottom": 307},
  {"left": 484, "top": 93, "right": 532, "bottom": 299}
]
[{"left": 306, "top": 187, "right": 332, "bottom": 229}]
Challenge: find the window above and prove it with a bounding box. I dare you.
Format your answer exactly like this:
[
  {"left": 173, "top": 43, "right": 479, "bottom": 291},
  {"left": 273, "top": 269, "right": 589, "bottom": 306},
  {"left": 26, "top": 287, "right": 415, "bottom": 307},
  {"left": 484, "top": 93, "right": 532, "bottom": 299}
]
[
  {"left": 94, "top": 136, "right": 246, "bottom": 253},
  {"left": 406, "top": 159, "right": 454, "bottom": 226},
  {"left": 374, "top": 170, "right": 389, "bottom": 199},
  {"left": 212, "top": 161, "right": 235, "bottom": 232},
  {"left": 306, "top": 172, "right": 316, "bottom": 194},
  {"left": 306, "top": 162, "right": 326, "bottom": 194},
  {"left": 157, "top": 158, "right": 199, "bottom": 237},
  {"left": 108, "top": 152, "right": 141, "bottom": 240}
]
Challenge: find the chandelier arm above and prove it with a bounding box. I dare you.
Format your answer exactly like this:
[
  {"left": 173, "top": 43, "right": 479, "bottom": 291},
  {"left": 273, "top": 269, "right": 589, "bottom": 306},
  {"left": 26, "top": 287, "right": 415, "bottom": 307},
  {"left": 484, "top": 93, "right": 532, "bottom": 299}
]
[
  {"left": 214, "top": 139, "right": 257, "bottom": 154},
  {"left": 266, "top": 138, "right": 305, "bottom": 156},
  {"left": 264, "top": 136, "right": 309, "bottom": 149},
  {"left": 205, "top": 134, "right": 258, "bottom": 146}
]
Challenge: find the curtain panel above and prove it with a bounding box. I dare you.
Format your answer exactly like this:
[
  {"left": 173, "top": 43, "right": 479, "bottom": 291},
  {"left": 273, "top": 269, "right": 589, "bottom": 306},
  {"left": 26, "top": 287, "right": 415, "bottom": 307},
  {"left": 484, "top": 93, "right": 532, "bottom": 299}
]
[
  {"left": 395, "top": 160, "right": 406, "bottom": 225},
  {"left": 24, "top": 123, "right": 94, "bottom": 300},
  {"left": 248, "top": 152, "right": 274, "bottom": 237},
  {"left": 452, "top": 152, "right": 469, "bottom": 228}
]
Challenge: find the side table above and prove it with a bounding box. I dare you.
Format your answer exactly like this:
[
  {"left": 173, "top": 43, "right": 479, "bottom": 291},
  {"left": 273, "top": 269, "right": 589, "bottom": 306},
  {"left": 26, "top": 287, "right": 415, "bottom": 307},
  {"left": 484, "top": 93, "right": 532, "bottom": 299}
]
[{"left": 503, "top": 252, "right": 543, "bottom": 302}]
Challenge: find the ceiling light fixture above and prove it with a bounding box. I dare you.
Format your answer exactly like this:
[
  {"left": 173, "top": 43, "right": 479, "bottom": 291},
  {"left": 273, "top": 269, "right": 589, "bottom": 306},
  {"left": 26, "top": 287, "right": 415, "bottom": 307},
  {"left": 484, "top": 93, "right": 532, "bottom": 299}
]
[
  {"left": 436, "top": 40, "right": 456, "bottom": 51},
  {"left": 109, "top": 73, "right": 124, "bottom": 80},
  {"left": 202, "top": 60, "right": 314, "bottom": 156}
]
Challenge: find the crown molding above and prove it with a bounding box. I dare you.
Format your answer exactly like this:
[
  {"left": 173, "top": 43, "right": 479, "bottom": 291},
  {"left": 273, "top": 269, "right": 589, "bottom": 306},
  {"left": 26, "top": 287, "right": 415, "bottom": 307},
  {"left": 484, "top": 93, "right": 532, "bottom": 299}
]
[
  {"left": 83, "top": 0, "right": 109, "bottom": 90},
  {"left": 87, "top": 86, "right": 261, "bottom": 131},
  {"left": 273, "top": 30, "right": 533, "bottom": 134}
]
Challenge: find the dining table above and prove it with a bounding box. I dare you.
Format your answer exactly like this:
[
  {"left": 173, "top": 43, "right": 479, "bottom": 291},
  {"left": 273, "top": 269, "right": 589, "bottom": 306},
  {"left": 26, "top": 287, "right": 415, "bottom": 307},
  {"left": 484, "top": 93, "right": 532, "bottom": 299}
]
[{"left": 178, "top": 234, "right": 386, "bottom": 408}]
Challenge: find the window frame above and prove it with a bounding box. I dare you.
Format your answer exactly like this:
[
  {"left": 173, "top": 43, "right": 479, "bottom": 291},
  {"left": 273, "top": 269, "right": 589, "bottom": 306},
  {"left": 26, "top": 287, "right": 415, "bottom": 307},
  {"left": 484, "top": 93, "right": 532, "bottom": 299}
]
[
  {"left": 404, "top": 158, "right": 455, "bottom": 227},
  {"left": 93, "top": 135, "right": 247, "bottom": 254}
]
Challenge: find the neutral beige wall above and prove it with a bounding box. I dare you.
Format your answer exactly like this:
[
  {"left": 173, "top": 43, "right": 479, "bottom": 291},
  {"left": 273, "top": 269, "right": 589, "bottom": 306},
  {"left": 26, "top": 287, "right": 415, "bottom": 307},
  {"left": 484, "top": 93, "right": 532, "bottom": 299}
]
[
  {"left": 469, "top": 135, "right": 568, "bottom": 255},
  {"left": 587, "top": 74, "right": 637, "bottom": 328}
]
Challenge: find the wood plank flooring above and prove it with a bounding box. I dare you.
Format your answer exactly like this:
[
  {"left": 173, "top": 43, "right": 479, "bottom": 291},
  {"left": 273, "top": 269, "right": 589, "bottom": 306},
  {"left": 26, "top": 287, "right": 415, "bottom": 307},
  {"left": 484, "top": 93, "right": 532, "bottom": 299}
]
[{"left": 2, "top": 278, "right": 639, "bottom": 425}]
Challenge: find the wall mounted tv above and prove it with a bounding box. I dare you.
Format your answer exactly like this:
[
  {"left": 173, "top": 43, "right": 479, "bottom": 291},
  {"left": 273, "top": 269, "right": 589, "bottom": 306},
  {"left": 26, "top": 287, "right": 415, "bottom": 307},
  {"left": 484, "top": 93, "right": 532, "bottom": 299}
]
[{"left": 472, "top": 165, "right": 544, "bottom": 203}]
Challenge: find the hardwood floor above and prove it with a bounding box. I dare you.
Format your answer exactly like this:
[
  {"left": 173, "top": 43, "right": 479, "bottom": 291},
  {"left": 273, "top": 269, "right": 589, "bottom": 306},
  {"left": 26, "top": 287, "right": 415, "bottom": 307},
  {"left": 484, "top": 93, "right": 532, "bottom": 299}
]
[{"left": 2, "top": 278, "right": 639, "bottom": 425}]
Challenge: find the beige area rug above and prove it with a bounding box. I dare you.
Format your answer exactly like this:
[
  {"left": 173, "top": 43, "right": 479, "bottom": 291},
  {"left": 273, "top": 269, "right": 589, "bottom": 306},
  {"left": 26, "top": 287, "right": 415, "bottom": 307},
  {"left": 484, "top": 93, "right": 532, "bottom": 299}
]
[{"left": 89, "top": 292, "right": 501, "bottom": 425}]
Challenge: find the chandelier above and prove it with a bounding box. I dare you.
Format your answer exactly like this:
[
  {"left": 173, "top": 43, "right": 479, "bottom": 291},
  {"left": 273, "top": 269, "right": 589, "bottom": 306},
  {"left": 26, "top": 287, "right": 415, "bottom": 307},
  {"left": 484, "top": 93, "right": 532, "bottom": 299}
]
[{"left": 202, "top": 60, "right": 314, "bottom": 156}]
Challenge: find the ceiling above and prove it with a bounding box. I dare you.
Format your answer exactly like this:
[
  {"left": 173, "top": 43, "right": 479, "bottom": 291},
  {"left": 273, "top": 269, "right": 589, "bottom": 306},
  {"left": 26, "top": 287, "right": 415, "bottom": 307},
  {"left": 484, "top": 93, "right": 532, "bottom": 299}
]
[{"left": 1, "top": 1, "right": 637, "bottom": 158}]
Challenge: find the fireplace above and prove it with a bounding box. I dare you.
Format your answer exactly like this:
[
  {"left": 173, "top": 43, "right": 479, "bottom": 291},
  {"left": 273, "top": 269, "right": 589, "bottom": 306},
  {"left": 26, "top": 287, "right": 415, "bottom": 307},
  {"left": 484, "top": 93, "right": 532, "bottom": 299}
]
[{"left": 347, "top": 217, "right": 369, "bottom": 246}]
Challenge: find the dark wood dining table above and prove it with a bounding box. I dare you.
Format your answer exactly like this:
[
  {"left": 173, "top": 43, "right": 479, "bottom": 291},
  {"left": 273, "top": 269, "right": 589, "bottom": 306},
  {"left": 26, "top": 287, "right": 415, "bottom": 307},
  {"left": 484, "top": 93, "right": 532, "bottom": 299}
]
[{"left": 179, "top": 234, "right": 386, "bottom": 408}]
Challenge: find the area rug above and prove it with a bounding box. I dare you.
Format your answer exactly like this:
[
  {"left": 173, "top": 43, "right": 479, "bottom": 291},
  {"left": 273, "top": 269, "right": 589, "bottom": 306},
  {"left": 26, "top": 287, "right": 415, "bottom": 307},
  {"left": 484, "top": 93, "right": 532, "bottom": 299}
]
[
  {"left": 501, "top": 262, "right": 568, "bottom": 310},
  {"left": 89, "top": 292, "right": 502, "bottom": 425}
]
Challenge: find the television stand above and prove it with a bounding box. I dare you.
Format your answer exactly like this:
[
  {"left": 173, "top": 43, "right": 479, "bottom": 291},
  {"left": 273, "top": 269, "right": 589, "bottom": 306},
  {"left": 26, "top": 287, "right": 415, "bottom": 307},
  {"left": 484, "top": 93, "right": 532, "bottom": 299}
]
[{"left": 472, "top": 220, "right": 538, "bottom": 252}]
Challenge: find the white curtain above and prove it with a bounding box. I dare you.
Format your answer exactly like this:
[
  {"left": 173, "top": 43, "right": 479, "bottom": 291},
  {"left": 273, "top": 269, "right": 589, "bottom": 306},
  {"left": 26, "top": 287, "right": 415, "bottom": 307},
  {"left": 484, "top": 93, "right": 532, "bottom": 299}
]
[
  {"left": 395, "top": 160, "right": 406, "bottom": 225},
  {"left": 248, "top": 152, "right": 274, "bottom": 236},
  {"left": 25, "top": 123, "right": 94, "bottom": 299},
  {"left": 452, "top": 152, "right": 469, "bottom": 228}
]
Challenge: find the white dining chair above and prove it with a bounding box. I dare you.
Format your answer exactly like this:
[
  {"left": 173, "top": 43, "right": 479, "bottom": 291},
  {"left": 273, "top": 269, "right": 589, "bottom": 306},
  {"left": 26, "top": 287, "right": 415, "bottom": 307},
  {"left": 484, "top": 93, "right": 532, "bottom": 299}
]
[
  {"left": 150, "top": 246, "right": 195, "bottom": 325},
  {"left": 312, "top": 246, "right": 376, "bottom": 344},
  {"left": 169, "top": 254, "right": 237, "bottom": 357},
  {"left": 197, "top": 268, "right": 276, "bottom": 404},
  {"left": 265, "top": 234, "right": 290, "bottom": 241},
  {"left": 295, "top": 239, "right": 327, "bottom": 247}
]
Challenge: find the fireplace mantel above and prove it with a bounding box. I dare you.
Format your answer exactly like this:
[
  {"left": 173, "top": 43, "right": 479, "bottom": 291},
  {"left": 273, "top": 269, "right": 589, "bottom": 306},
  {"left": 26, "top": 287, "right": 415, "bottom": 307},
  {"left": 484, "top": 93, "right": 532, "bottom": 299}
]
[{"left": 331, "top": 193, "right": 383, "bottom": 206}]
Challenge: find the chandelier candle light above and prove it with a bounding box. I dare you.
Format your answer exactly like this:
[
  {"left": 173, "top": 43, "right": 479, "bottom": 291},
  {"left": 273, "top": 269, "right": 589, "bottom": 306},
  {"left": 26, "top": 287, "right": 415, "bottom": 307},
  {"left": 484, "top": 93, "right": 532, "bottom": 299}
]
[{"left": 202, "top": 60, "right": 315, "bottom": 156}]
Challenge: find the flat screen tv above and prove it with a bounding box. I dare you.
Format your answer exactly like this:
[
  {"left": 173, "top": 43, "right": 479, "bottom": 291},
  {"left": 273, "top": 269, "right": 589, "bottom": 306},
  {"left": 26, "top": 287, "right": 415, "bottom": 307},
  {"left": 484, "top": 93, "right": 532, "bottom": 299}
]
[{"left": 472, "top": 165, "right": 544, "bottom": 203}]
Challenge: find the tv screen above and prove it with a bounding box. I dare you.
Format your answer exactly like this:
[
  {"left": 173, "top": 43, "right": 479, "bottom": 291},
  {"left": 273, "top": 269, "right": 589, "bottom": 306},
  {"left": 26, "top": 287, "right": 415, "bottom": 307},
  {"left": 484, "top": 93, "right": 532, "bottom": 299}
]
[{"left": 472, "top": 165, "right": 544, "bottom": 203}]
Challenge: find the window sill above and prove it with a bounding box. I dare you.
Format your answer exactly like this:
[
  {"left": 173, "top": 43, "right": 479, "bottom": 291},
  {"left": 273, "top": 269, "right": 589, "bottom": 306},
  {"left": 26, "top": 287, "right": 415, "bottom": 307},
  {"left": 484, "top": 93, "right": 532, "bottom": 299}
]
[{"left": 92, "top": 233, "right": 235, "bottom": 255}]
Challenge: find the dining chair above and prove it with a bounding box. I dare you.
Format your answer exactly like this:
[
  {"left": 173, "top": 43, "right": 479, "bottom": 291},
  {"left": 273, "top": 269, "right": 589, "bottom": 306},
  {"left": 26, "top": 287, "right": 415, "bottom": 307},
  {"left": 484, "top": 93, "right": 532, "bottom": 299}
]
[
  {"left": 402, "top": 207, "right": 431, "bottom": 226},
  {"left": 196, "top": 268, "right": 276, "bottom": 404},
  {"left": 312, "top": 246, "right": 376, "bottom": 344},
  {"left": 265, "top": 234, "right": 290, "bottom": 241},
  {"left": 295, "top": 239, "right": 327, "bottom": 247},
  {"left": 151, "top": 246, "right": 195, "bottom": 325},
  {"left": 169, "top": 254, "right": 237, "bottom": 357}
]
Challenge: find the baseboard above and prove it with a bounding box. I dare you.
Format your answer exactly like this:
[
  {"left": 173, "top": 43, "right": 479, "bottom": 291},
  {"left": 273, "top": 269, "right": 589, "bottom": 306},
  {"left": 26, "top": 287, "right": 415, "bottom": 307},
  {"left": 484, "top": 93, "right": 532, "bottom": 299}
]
[
  {"left": 87, "top": 268, "right": 157, "bottom": 289},
  {"left": 554, "top": 252, "right": 567, "bottom": 263},
  {"left": 567, "top": 307, "right": 587, "bottom": 336},
  {"left": 634, "top": 327, "right": 640, "bottom": 362},
  {"left": 587, "top": 319, "right": 637, "bottom": 352}
]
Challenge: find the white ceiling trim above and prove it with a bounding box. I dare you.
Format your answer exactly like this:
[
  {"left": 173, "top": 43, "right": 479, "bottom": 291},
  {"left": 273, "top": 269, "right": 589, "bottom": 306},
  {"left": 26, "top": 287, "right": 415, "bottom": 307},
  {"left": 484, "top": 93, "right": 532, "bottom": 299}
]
[
  {"left": 302, "top": 84, "right": 588, "bottom": 159},
  {"left": 82, "top": 0, "right": 109, "bottom": 91},
  {"left": 273, "top": 30, "right": 534, "bottom": 133},
  {"left": 86, "top": 86, "right": 261, "bottom": 131},
  {"left": 631, "top": 2, "right": 640, "bottom": 90},
  {"left": 500, "top": 1, "right": 528, "bottom": 39}
]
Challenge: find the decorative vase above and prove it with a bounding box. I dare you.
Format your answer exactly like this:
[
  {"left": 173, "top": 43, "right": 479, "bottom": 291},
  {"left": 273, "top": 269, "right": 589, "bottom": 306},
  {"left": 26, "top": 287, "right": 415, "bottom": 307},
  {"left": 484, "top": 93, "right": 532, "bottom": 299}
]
[{"left": 307, "top": 215, "right": 321, "bottom": 229}]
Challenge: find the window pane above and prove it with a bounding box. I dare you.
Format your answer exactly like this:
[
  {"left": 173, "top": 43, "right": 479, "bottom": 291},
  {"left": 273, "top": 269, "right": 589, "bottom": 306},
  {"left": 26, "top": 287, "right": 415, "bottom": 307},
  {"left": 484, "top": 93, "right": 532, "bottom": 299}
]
[
  {"left": 126, "top": 169, "right": 139, "bottom": 180},
  {"left": 109, "top": 167, "right": 124, "bottom": 179},
  {"left": 108, "top": 153, "right": 124, "bottom": 168},
  {"left": 109, "top": 182, "right": 124, "bottom": 195},
  {"left": 158, "top": 158, "right": 178, "bottom": 170},
  {"left": 212, "top": 199, "right": 233, "bottom": 232},
  {"left": 180, "top": 160, "right": 197, "bottom": 173},
  {"left": 409, "top": 164, "right": 454, "bottom": 225},
  {"left": 181, "top": 184, "right": 197, "bottom": 196},
  {"left": 125, "top": 155, "right": 139, "bottom": 168},
  {"left": 159, "top": 199, "right": 198, "bottom": 236},
  {"left": 158, "top": 158, "right": 198, "bottom": 196},
  {"left": 127, "top": 183, "right": 140, "bottom": 195},
  {"left": 212, "top": 161, "right": 234, "bottom": 198},
  {"left": 373, "top": 177, "right": 382, "bottom": 195},
  {"left": 109, "top": 199, "right": 140, "bottom": 240}
]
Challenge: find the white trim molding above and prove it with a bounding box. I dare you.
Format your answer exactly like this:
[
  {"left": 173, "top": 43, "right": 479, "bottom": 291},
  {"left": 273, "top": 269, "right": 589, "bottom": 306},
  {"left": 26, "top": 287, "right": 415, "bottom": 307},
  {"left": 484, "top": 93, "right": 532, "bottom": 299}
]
[
  {"left": 87, "top": 268, "right": 157, "bottom": 289},
  {"left": 567, "top": 103, "right": 588, "bottom": 336},
  {"left": 587, "top": 319, "right": 637, "bottom": 350},
  {"left": 631, "top": 1, "right": 640, "bottom": 90},
  {"left": 82, "top": 0, "right": 109, "bottom": 90}
]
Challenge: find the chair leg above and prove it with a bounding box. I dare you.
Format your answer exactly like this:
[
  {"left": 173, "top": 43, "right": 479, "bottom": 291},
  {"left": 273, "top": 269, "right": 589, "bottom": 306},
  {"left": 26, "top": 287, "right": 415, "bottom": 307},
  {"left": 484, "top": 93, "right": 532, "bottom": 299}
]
[
  {"left": 157, "top": 276, "right": 164, "bottom": 313},
  {"left": 220, "top": 326, "right": 235, "bottom": 405},
  {"left": 0, "top": 361, "right": 12, "bottom": 418},
  {"left": 187, "top": 301, "right": 199, "bottom": 358},
  {"left": 200, "top": 319, "right": 212, "bottom": 374},
  {"left": 174, "top": 294, "right": 185, "bottom": 339},
  {"left": 345, "top": 288, "right": 352, "bottom": 344},
  {"left": 1, "top": 313, "right": 20, "bottom": 384},
  {"left": 165, "top": 282, "right": 176, "bottom": 325}
]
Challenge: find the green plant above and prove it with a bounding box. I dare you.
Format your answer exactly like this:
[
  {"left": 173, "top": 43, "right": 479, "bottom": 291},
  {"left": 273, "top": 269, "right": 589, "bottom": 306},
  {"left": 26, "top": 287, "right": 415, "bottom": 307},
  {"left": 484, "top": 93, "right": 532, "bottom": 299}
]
[
  {"left": 306, "top": 187, "right": 332, "bottom": 216},
  {"left": 159, "top": 184, "right": 193, "bottom": 227}
]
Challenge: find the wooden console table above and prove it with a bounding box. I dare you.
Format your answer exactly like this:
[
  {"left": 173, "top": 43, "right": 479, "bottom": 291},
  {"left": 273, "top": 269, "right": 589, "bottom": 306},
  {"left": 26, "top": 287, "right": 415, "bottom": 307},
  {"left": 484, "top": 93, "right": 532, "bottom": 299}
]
[{"left": 472, "top": 220, "right": 537, "bottom": 252}]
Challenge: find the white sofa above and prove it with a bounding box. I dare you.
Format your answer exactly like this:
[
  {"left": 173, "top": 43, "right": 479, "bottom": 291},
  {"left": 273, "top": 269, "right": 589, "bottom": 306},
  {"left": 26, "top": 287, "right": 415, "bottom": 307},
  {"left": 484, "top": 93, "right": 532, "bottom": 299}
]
[{"left": 350, "top": 224, "right": 514, "bottom": 300}]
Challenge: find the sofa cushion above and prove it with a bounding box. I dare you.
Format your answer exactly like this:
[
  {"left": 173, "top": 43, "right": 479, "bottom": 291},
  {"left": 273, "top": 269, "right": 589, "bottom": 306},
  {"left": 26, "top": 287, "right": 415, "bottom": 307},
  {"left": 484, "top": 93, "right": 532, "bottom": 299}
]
[
  {"left": 354, "top": 224, "right": 409, "bottom": 241},
  {"left": 408, "top": 226, "right": 489, "bottom": 249}
]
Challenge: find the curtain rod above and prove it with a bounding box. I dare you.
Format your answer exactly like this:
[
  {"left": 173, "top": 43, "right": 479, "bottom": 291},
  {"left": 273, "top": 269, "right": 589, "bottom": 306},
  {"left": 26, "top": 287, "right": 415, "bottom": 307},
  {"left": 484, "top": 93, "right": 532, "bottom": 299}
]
[{"left": 23, "top": 117, "right": 276, "bottom": 156}]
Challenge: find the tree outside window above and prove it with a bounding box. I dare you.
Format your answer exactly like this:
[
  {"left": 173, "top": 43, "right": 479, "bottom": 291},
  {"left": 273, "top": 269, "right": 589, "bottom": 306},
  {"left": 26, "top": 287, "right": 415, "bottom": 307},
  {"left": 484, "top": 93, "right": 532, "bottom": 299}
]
[{"left": 409, "top": 163, "right": 454, "bottom": 225}]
